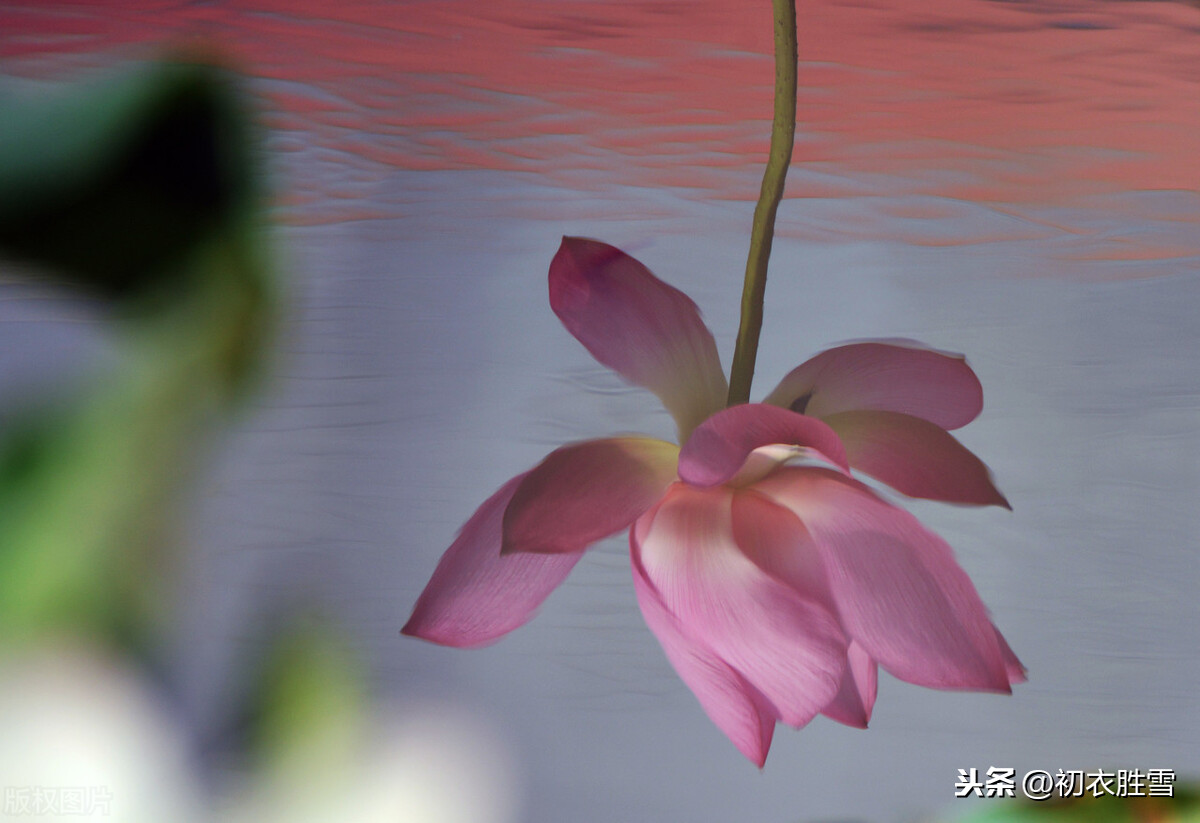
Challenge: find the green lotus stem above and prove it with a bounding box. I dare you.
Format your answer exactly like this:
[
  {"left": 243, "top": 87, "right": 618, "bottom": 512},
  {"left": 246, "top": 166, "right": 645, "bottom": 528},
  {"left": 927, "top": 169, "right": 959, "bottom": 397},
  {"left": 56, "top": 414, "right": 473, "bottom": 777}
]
[{"left": 727, "top": 0, "right": 798, "bottom": 407}]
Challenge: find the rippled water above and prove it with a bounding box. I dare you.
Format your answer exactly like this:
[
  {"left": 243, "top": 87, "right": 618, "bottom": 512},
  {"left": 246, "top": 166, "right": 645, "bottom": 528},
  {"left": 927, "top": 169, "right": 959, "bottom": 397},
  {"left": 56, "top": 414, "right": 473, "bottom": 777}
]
[{"left": 3, "top": 2, "right": 1200, "bottom": 821}]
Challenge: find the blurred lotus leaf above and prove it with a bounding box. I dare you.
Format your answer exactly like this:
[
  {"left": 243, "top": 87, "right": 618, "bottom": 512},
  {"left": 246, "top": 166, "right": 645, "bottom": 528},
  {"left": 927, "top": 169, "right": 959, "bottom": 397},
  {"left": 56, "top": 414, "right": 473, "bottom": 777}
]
[
  {"left": 0, "top": 60, "right": 275, "bottom": 654},
  {"left": 0, "top": 60, "right": 256, "bottom": 303}
]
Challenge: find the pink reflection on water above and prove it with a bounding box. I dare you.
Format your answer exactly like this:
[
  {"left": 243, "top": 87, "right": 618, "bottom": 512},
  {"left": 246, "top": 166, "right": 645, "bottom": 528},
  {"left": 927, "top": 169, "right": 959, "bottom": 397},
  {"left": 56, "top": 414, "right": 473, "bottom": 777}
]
[{"left": 4, "top": 0, "right": 1198, "bottom": 251}]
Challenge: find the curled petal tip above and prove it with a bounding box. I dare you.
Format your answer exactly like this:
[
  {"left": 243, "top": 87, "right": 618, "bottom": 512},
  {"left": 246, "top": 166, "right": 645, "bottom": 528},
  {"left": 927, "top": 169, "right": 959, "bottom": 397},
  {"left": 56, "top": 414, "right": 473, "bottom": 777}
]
[
  {"left": 978, "top": 479, "right": 1011, "bottom": 511},
  {"left": 994, "top": 626, "right": 1027, "bottom": 686},
  {"left": 820, "top": 643, "right": 878, "bottom": 730}
]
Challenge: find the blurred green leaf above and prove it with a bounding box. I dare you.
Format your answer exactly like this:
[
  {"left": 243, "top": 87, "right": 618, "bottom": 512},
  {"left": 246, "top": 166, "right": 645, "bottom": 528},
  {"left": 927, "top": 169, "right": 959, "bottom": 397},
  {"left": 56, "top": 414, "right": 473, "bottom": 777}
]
[{"left": 238, "top": 621, "right": 366, "bottom": 773}]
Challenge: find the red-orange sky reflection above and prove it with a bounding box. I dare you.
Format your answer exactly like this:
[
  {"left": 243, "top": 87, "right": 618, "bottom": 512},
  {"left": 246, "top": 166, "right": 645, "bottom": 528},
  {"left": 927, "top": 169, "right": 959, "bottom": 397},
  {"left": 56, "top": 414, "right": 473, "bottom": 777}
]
[{"left": 4, "top": 0, "right": 1198, "bottom": 246}]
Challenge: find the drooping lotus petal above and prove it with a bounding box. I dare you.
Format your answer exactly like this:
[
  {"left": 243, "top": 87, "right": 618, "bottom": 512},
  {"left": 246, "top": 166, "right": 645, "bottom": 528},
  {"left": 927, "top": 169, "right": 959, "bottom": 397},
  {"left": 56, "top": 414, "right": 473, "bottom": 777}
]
[
  {"left": 822, "top": 410, "right": 1009, "bottom": 507},
  {"left": 677, "top": 404, "right": 849, "bottom": 488},
  {"left": 502, "top": 437, "right": 679, "bottom": 555},
  {"left": 633, "top": 484, "right": 846, "bottom": 729},
  {"left": 764, "top": 342, "right": 984, "bottom": 430},
  {"left": 994, "top": 625, "right": 1027, "bottom": 685},
  {"left": 402, "top": 474, "right": 583, "bottom": 648},
  {"left": 754, "top": 467, "right": 1011, "bottom": 692},
  {"left": 728, "top": 490, "right": 880, "bottom": 730},
  {"left": 821, "top": 642, "right": 878, "bottom": 729},
  {"left": 631, "top": 553, "right": 776, "bottom": 767},
  {"left": 549, "top": 237, "right": 727, "bottom": 439}
]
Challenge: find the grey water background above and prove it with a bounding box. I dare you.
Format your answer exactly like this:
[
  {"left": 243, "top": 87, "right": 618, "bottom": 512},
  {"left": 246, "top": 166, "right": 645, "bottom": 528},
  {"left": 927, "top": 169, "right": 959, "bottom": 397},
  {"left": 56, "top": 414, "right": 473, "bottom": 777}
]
[{"left": 3, "top": 4, "right": 1200, "bottom": 821}]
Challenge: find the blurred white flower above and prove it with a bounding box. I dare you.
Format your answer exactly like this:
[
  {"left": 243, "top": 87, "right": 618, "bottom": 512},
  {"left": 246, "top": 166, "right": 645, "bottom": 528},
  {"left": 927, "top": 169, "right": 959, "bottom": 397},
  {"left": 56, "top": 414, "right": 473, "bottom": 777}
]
[
  {"left": 0, "top": 647, "right": 203, "bottom": 823},
  {"left": 0, "top": 650, "right": 518, "bottom": 823}
]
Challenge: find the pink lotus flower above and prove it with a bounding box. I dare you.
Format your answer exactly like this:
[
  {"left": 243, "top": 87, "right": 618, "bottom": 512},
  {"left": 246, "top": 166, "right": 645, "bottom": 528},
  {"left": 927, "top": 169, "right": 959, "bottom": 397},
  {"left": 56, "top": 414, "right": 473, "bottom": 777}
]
[{"left": 403, "top": 237, "right": 1023, "bottom": 766}]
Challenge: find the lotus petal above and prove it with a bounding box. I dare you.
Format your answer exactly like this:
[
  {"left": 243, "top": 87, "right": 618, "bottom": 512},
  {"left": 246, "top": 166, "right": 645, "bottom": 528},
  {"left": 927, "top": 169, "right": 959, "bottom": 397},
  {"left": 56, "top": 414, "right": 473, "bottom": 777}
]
[
  {"left": 502, "top": 437, "right": 679, "bottom": 554},
  {"left": 765, "top": 342, "right": 984, "bottom": 430},
  {"left": 823, "top": 410, "right": 1009, "bottom": 507},
  {"left": 549, "top": 237, "right": 727, "bottom": 438},
  {"left": 677, "top": 404, "right": 848, "bottom": 488},
  {"left": 633, "top": 485, "right": 846, "bottom": 730},
  {"left": 994, "top": 625, "right": 1027, "bottom": 685},
  {"left": 821, "top": 642, "right": 878, "bottom": 729},
  {"left": 402, "top": 474, "right": 582, "bottom": 648},
  {"left": 631, "top": 552, "right": 776, "bottom": 767},
  {"left": 755, "top": 467, "right": 1011, "bottom": 692}
]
